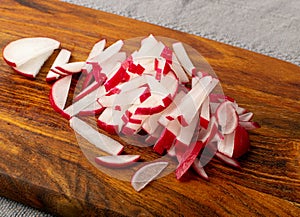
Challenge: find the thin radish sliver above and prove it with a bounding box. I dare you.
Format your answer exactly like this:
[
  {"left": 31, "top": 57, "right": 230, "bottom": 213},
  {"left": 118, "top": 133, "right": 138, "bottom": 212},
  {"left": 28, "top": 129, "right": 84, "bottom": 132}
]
[
  {"left": 95, "top": 155, "right": 140, "bottom": 168},
  {"left": 70, "top": 117, "right": 124, "bottom": 155},
  {"left": 55, "top": 61, "right": 85, "bottom": 74},
  {"left": 172, "top": 42, "right": 195, "bottom": 76},
  {"left": 131, "top": 161, "right": 169, "bottom": 192}
]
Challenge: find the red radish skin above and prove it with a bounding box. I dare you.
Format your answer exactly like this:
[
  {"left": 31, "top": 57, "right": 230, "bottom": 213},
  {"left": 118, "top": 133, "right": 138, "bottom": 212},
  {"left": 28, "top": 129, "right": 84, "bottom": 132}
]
[
  {"left": 95, "top": 155, "right": 140, "bottom": 168},
  {"left": 55, "top": 62, "right": 85, "bottom": 74},
  {"left": 176, "top": 141, "right": 204, "bottom": 180},
  {"left": 232, "top": 125, "right": 251, "bottom": 158}
]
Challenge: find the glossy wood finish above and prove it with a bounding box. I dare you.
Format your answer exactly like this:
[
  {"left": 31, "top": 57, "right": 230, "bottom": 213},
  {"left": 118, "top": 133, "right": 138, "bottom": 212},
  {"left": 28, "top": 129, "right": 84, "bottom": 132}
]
[{"left": 0, "top": 0, "right": 299, "bottom": 216}]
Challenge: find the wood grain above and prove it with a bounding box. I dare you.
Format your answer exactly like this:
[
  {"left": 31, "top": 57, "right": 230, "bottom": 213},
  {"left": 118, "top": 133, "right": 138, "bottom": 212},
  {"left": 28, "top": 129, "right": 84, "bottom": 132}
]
[{"left": 0, "top": 0, "right": 299, "bottom": 216}]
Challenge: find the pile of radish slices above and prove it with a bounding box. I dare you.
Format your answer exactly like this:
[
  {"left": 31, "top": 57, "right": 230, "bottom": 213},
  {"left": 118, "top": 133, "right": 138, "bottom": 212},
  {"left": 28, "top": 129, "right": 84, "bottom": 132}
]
[{"left": 2, "top": 35, "right": 260, "bottom": 191}]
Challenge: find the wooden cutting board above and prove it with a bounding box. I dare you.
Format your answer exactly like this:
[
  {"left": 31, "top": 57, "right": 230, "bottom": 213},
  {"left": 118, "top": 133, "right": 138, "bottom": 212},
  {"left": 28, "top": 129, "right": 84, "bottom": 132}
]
[{"left": 0, "top": 0, "right": 299, "bottom": 216}]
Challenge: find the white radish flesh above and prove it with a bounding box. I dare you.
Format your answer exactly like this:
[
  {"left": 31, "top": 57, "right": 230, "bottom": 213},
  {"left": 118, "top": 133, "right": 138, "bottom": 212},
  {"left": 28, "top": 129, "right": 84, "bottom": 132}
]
[
  {"left": 131, "top": 161, "right": 169, "bottom": 192},
  {"left": 172, "top": 42, "right": 195, "bottom": 76},
  {"left": 46, "top": 49, "right": 71, "bottom": 82},
  {"left": 216, "top": 101, "right": 238, "bottom": 135},
  {"left": 3, "top": 37, "right": 60, "bottom": 67},
  {"left": 13, "top": 50, "right": 54, "bottom": 78},
  {"left": 70, "top": 117, "right": 124, "bottom": 155}
]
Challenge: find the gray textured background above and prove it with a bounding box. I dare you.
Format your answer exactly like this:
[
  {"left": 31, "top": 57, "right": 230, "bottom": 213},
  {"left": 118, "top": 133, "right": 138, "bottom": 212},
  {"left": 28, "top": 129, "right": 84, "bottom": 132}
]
[{"left": 1, "top": 0, "right": 299, "bottom": 216}]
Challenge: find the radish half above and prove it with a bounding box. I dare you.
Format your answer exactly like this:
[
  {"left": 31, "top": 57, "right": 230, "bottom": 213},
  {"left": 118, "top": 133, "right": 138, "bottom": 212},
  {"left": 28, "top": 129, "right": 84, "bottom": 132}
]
[
  {"left": 3, "top": 37, "right": 60, "bottom": 67},
  {"left": 12, "top": 50, "right": 54, "bottom": 78}
]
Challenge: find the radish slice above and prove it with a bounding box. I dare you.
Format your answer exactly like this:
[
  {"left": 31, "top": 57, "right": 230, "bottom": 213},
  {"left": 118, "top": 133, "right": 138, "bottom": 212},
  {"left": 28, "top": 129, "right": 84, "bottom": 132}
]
[
  {"left": 90, "top": 40, "right": 124, "bottom": 64},
  {"left": 87, "top": 39, "right": 106, "bottom": 60},
  {"left": 176, "top": 141, "right": 204, "bottom": 179},
  {"left": 55, "top": 61, "right": 85, "bottom": 74},
  {"left": 215, "top": 152, "right": 240, "bottom": 168},
  {"left": 12, "top": 50, "right": 54, "bottom": 78},
  {"left": 216, "top": 101, "right": 238, "bottom": 134},
  {"left": 78, "top": 101, "right": 104, "bottom": 116},
  {"left": 64, "top": 86, "right": 106, "bottom": 118},
  {"left": 239, "top": 121, "right": 260, "bottom": 130},
  {"left": 239, "top": 112, "right": 254, "bottom": 122},
  {"left": 97, "top": 86, "right": 149, "bottom": 107},
  {"left": 192, "top": 158, "right": 209, "bottom": 180},
  {"left": 75, "top": 81, "right": 102, "bottom": 101},
  {"left": 167, "top": 76, "right": 218, "bottom": 126},
  {"left": 70, "top": 117, "right": 124, "bottom": 155},
  {"left": 49, "top": 75, "right": 72, "bottom": 114},
  {"left": 3, "top": 37, "right": 60, "bottom": 67},
  {"left": 95, "top": 155, "right": 140, "bottom": 168},
  {"left": 172, "top": 42, "right": 195, "bottom": 76},
  {"left": 131, "top": 161, "right": 169, "bottom": 192},
  {"left": 200, "top": 96, "right": 210, "bottom": 129},
  {"left": 46, "top": 49, "right": 71, "bottom": 82}
]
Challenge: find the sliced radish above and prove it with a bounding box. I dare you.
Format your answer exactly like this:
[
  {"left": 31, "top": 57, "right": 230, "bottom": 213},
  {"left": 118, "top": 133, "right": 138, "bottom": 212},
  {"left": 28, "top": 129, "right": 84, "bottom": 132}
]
[
  {"left": 70, "top": 117, "right": 124, "bottom": 155},
  {"left": 87, "top": 39, "right": 106, "bottom": 60},
  {"left": 12, "top": 50, "right": 54, "bottom": 78},
  {"left": 3, "top": 37, "right": 60, "bottom": 67},
  {"left": 75, "top": 81, "right": 102, "bottom": 101},
  {"left": 176, "top": 141, "right": 204, "bottom": 179},
  {"left": 55, "top": 61, "right": 85, "bottom": 74},
  {"left": 49, "top": 75, "right": 72, "bottom": 118},
  {"left": 90, "top": 40, "right": 124, "bottom": 64},
  {"left": 167, "top": 76, "right": 218, "bottom": 126},
  {"left": 216, "top": 101, "right": 238, "bottom": 134},
  {"left": 200, "top": 96, "right": 210, "bottom": 129},
  {"left": 64, "top": 86, "right": 106, "bottom": 118},
  {"left": 98, "top": 86, "right": 149, "bottom": 107},
  {"left": 192, "top": 158, "right": 209, "bottom": 180},
  {"left": 172, "top": 42, "right": 195, "bottom": 76},
  {"left": 46, "top": 49, "right": 71, "bottom": 82},
  {"left": 78, "top": 101, "right": 104, "bottom": 116},
  {"left": 239, "top": 121, "right": 260, "bottom": 130},
  {"left": 95, "top": 155, "right": 140, "bottom": 168},
  {"left": 131, "top": 161, "right": 169, "bottom": 192},
  {"left": 215, "top": 152, "right": 240, "bottom": 168},
  {"left": 239, "top": 112, "right": 254, "bottom": 122}
]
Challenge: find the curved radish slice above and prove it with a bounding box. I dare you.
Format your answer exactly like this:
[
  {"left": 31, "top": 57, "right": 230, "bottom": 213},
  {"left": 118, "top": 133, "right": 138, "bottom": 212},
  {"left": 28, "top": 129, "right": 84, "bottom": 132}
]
[
  {"left": 12, "top": 50, "right": 54, "bottom": 78},
  {"left": 55, "top": 61, "right": 85, "bottom": 74},
  {"left": 75, "top": 81, "right": 102, "bottom": 101},
  {"left": 90, "top": 40, "right": 124, "bottom": 64},
  {"left": 169, "top": 53, "right": 189, "bottom": 83},
  {"left": 78, "top": 101, "right": 104, "bottom": 116},
  {"left": 70, "top": 117, "right": 124, "bottom": 155},
  {"left": 216, "top": 101, "right": 238, "bottom": 135},
  {"left": 49, "top": 75, "right": 72, "bottom": 119},
  {"left": 3, "top": 37, "right": 60, "bottom": 67},
  {"left": 131, "top": 161, "right": 168, "bottom": 192},
  {"left": 215, "top": 152, "right": 240, "bottom": 168},
  {"left": 95, "top": 155, "right": 140, "bottom": 168},
  {"left": 46, "top": 49, "right": 71, "bottom": 82},
  {"left": 239, "top": 112, "right": 254, "bottom": 122},
  {"left": 172, "top": 42, "right": 196, "bottom": 76},
  {"left": 239, "top": 121, "right": 260, "bottom": 130},
  {"left": 192, "top": 158, "right": 209, "bottom": 180}
]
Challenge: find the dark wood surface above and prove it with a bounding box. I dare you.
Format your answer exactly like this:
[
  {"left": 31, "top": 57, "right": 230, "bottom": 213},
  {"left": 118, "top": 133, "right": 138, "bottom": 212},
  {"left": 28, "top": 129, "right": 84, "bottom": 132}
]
[{"left": 0, "top": 0, "right": 299, "bottom": 216}]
